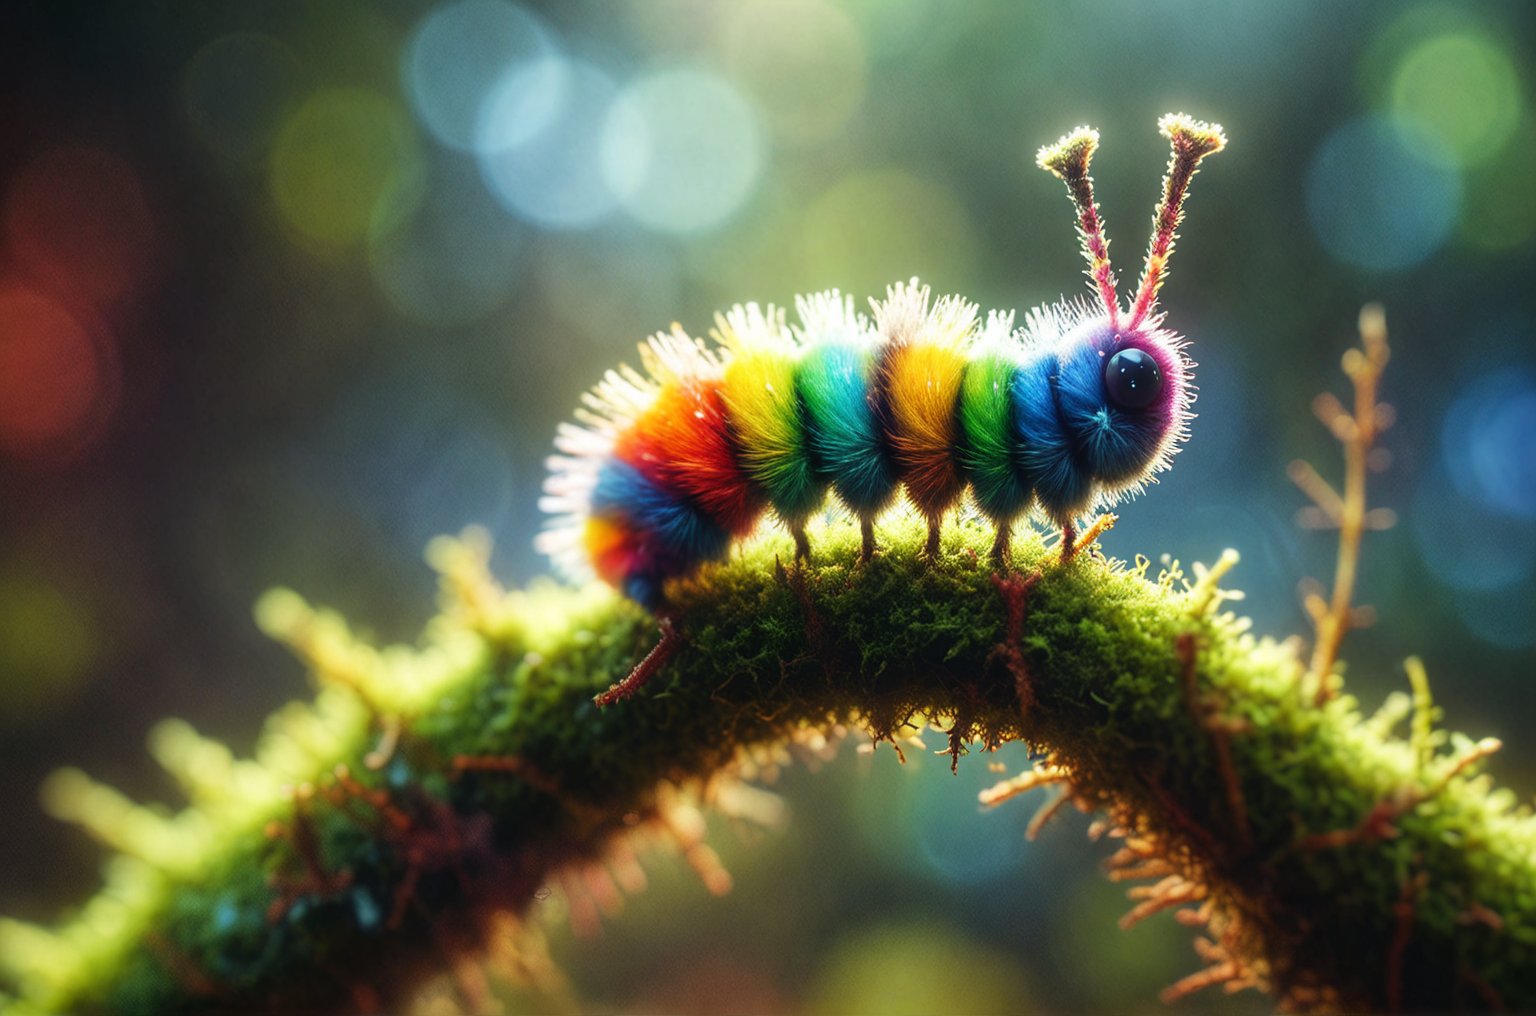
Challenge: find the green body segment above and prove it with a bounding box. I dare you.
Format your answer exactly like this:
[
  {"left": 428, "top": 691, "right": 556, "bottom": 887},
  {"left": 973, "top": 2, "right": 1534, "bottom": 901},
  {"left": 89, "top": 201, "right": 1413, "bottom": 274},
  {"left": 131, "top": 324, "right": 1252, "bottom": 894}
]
[
  {"left": 958, "top": 352, "right": 1031, "bottom": 522},
  {"left": 719, "top": 348, "right": 825, "bottom": 525}
]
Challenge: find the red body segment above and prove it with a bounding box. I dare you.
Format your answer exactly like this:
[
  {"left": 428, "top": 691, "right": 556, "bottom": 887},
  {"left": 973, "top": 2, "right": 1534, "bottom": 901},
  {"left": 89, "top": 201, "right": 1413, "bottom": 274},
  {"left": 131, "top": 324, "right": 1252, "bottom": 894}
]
[{"left": 613, "top": 377, "right": 767, "bottom": 536}]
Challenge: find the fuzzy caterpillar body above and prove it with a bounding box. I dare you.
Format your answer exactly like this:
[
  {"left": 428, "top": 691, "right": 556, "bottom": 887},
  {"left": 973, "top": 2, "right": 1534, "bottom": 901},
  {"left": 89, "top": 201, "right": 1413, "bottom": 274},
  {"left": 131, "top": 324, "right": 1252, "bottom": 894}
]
[{"left": 540, "top": 114, "right": 1227, "bottom": 609}]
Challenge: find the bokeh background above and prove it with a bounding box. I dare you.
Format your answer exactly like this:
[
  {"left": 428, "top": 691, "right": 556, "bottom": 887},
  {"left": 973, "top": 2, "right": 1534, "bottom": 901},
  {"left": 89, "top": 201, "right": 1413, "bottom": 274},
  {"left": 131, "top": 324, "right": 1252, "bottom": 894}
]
[{"left": 2, "top": 1, "right": 1534, "bottom": 1012}]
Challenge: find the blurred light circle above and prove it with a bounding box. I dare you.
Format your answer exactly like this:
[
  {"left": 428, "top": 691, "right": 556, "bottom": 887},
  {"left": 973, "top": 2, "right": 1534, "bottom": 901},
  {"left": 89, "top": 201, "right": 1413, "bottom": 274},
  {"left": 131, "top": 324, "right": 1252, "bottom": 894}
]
[
  {"left": 182, "top": 33, "right": 301, "bottom": 165},
  {"left": 0, "top": 563, "right": 97, "bottom": 722},
  {"left": 797, "top": 169, "right": 977, "bottom": 296},
  {"left": 1458, "top": 117, "right": 1536, "bottom": 252},
  {"left": 908, "top": 758, "right": 1027, "bottom": 884},
  {"left": 478, "top": 60, "right": 619, "bottom": 229},
  {"left": 368, "top": 158, "right": 526, "bottom": 326},
  {"left": 1455, "top": 585, "right": 1536, "bottom": 650},
  {"left": 269, "top": 89, "right": 425, "bottom": 248},
  {"left": 845, "top": 0, "right": 955, "bottom": 58},
  {"left": 4, "top": 146, "right": 156, "bottom": 305},
  {"left": 404, "top": 0, "right": 553, "bottom": 153},
  {"left": 1440, "top": 368, "right": 1536, "bottom": 519},
  {"left": 1412, "top": 467, "right": 1535, "bottom": 592},
  {"left": 601, "top": 68, "right": 764, "bottom": 234},
  {"left": 476, "top": 55, "right": 569, "bottom": 153},
  {"left": 0, "top": 284, "right": 118, "bottom": 462},
  {"left": 1306, "top": 115, "right": 1460, "bottom": 272},
  {"left": 717, "top": 0, "right": 867, "bottom": 146},
  {"left": 808, "top": 922, "right": 1033, "bottom": 1016},
  {"left": 1390, "top": 32, "right": 1522, "bottom": 168}
]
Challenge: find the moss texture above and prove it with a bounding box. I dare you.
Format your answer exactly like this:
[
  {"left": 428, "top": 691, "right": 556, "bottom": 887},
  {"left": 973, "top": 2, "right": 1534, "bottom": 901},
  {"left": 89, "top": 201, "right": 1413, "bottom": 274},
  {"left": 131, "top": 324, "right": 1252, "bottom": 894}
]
[{"left": 1, "top": 515, "right": 1532, "bottom": 1013}]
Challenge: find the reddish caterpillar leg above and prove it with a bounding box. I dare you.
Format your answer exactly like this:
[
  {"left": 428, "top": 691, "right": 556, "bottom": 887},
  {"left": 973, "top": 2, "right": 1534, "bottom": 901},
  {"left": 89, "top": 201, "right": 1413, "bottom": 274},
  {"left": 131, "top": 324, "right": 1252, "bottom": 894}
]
[
  {"left": 991, "top": 524, "right": 1012, "bottom": 568},
  {"left": 860, "top": 518, "right": 876, "bottom": 563},
  {"left": 594, "top": 616, "right": 683, "bottom": 708},
  {"left": 1059, "top": 519, "right": 1077, "bottom": 564},
  {"left": 924, "top": 515, "right": 942, "bottom": 561},
  {"left": 989, "top": 570, "right": 1043, "bottom": 717}
]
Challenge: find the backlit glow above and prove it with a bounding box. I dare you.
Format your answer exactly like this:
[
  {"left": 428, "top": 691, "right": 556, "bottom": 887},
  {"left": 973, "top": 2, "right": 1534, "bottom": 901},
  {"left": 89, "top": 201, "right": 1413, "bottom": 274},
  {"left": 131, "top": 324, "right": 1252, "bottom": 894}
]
[
  {"left": 478, "top": 60, "right": 619, "bottom": 229},
  {"left": 0, "top": 285, "right": 116, "bottom": 461},
  {"left": 404, "top": 0, "right": 553, "bottom": 153},
  {"left": 1306, "top": 115, "right": 1460, "bottom": 272},
  {"left": 270, "top": 89, "right": 425, "bottom": 248},
  {"left": 601, "top": 68, "right": 764, "bottom": 234}
]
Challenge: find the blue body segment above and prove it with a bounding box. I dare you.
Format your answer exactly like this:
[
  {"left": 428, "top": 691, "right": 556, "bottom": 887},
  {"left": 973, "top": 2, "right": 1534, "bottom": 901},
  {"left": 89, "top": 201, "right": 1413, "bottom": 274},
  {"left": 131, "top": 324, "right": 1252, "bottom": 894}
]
[
  {"left": 1011, "top": 351, "right": 1091, "bottom": 523},
  {"left": 1053, "top": 324, "right": 1171, "bottom": 485},
  {"left": 796, "top": 343, "right": 899, "bottom": 517},
  {"left": 591, "top": 459, "right": 731, "bottom": 606}
]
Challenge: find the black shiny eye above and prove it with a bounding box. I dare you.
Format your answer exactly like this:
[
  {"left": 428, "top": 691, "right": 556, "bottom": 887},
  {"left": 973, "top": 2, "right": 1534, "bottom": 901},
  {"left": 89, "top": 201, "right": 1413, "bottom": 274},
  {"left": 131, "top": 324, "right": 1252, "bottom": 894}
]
[{"left": 1104, "top": 348, "right": 1163, "bottom": 410}]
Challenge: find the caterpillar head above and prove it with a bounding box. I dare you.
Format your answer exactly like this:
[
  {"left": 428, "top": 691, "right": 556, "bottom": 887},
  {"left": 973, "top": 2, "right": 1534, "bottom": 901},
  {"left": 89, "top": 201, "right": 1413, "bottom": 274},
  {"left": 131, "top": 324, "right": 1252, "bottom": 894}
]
[{"left": 1037, "top": 113, "right": 1226, "bottom": 499}]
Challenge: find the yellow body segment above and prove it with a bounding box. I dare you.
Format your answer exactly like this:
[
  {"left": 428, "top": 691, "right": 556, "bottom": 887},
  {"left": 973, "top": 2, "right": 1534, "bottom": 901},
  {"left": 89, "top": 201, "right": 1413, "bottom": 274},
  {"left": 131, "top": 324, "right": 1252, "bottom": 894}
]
[
  {"left": 581, "top": 517, "right": 632, "bottom": 586},
  {"left": 720, "top": 348, "right": 822, "bottom": 522},
  {"left": 884, "top": 341, "right": 970, "bottom": 516},
  {"left": 721, "top": 350, "right": 799, "bottom": 473}
]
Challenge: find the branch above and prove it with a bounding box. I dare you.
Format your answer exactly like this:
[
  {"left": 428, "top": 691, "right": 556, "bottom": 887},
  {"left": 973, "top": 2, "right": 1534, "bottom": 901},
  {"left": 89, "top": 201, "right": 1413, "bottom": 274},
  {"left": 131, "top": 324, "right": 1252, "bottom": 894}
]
[{"left": 1, "top": 516, "right": 1531, "bottom": 1014}]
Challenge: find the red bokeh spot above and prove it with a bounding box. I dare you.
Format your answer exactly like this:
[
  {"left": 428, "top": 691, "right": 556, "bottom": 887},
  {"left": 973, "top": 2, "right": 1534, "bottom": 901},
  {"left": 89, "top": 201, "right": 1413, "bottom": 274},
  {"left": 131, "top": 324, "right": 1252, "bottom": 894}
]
[
  {"left": 0, "top": 284, "right": 116, "bottom": 461},
  {"left": 4, "top": 146, "right": 156, "bottom": 306}
]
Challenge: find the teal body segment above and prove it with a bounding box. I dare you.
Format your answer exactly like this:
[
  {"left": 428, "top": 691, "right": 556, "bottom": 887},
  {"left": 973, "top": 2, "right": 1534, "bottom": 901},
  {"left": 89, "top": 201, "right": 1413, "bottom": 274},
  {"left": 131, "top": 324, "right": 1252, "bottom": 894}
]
[{"left": 795, "top": 343, "right": 898, "bottom": 517}]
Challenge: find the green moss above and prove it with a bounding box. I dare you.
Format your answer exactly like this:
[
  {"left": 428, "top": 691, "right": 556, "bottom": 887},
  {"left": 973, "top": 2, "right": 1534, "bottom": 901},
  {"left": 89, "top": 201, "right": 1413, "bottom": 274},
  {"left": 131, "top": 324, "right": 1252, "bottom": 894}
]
[{"left": 1, "top": 515, "right": 1531, "bottom": 1013}]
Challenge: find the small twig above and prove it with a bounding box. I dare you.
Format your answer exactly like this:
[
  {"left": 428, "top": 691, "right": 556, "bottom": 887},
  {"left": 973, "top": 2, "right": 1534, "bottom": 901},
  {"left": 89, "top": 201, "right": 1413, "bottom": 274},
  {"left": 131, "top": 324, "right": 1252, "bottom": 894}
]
[
  {"left": 1176, "top": 634, "right": 1253, "bottom": 853},
  {"left": 1404, "top": 656, "right": 1435, "bottom": 776},
  {"left": 1298, "top": 303, "right": 1391, "bottom": 705},
  {"left": 1121, "top": 874, "right": 1205, "bottom": 930},
  {"left": 1461, "top": 969, "right": 1508, "bottom": 1012},
  {"left": 1296, "top": 796, "right": 1405, "bottom": 851},
  {"left": 1458, "top": 902, "right": 1505, "bottom": 933},
  {"left": 1073, "top": 513, "right": 1117, "bottom": 555},
  {"left": 264, "top": 786, "right": 353, "bottom": 923},
  {"left": 1025, "top": 789, "right": 1073, "bottom": 841},
  {"left": 1106, "top": 858, "right": 1175, "bottom": 883},
  {"left": 1141, "top": 773, "right": 1225, "bottom": 858},
  {"left": 979, "top": 761, "right": 1068, "bottom": 809},
  {"left": 1299, "top": 737, "right": 1502, "bottom": 851},
  {"left": 1161, "top": 960, "right": 1242, "bottom": 1004},
  {"left": 1386, "top": 868, "right": 1428, "bottom": 1014},
  {"left": 1187, "top": 548, "right": 1241, "bottom": 616},
  {"left": 364, "top": 715, "right": 402, "bottom": 772}
]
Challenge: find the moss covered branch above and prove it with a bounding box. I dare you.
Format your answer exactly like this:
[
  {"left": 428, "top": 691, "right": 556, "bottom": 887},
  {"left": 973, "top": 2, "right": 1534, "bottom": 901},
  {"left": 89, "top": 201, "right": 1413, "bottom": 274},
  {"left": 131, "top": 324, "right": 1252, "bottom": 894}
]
[{"left": 2, "top": 515, "right": 1533, "bottom": 1014}]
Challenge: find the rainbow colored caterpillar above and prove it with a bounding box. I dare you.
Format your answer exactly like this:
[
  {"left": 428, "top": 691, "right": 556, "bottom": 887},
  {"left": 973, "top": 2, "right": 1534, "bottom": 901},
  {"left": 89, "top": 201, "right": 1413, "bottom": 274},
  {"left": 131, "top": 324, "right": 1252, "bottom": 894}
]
[{"left": 541, "top": 114, "right": 1226, "bottom": 685}]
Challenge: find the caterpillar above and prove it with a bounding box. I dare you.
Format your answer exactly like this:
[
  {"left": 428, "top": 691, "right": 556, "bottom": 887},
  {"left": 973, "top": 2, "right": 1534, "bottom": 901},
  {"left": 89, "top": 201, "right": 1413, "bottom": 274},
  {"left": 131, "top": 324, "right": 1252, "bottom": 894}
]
[{"left": 539, "top": 113, "right": 1226, "bottom": 705}]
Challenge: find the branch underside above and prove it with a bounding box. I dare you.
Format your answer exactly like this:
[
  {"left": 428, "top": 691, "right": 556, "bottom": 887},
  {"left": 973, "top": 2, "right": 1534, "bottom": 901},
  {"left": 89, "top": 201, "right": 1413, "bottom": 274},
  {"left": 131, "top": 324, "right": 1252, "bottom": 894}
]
[{"left": 2, "top": 516, "right": 1532, "bottom": 1014}]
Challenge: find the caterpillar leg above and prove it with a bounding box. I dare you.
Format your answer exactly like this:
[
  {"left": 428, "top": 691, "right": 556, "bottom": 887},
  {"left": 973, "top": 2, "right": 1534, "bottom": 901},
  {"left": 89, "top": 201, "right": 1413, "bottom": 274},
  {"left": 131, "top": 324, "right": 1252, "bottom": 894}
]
[
  {"left": 860, "top": 518, "right": 876, "bottom": 563},
  {"left": 790, "top": 522, "right": 811, "bottom": 562},
  {"left": 924, "top": 515, "right": 942, "bottom": 561},
  {"left": 594, "top": 617, "right": 683, "bottom": 708},
  {"left": 988, "top": 570, "right": 1043, "bottom": 717},
  {"left": 991, "top": 524, "right": 1012, "bottom": 568},
  {"left": 1059, "top": 520, "right": 1077, "bottom": 564}
]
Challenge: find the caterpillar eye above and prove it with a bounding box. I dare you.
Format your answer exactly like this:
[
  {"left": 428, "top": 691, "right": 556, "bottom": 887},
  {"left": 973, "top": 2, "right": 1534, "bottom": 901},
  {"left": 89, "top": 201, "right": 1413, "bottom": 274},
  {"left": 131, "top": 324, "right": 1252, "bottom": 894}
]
[{"left": 1104, "top": 348, "right": 1163, "bottom": 410}]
